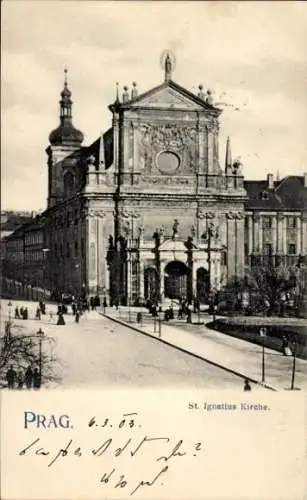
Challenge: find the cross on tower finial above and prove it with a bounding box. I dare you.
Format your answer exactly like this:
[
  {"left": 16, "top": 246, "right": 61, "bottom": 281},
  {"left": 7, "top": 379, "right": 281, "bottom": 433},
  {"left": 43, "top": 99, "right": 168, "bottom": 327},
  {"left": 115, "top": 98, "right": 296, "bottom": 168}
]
[{"left": 64, "top": 67, "right": 68, "bottom": 86}]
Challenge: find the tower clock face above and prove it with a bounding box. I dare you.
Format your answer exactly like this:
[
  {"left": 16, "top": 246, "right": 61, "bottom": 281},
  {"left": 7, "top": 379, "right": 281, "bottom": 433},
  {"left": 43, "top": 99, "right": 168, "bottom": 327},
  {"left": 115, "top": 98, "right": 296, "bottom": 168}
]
[{"left": 156, "top": 150, "right": 180, "bottom": 174}]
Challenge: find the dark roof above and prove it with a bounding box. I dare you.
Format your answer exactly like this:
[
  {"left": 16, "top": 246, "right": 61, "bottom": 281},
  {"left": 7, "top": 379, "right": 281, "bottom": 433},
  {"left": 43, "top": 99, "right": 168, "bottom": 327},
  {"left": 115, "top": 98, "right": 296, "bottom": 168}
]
[
  {"left": 49, "top": 123, "right": 84, "bottom": 146},
  {"left": 245, "top": 176, "right": 307, "bottom": 211}
]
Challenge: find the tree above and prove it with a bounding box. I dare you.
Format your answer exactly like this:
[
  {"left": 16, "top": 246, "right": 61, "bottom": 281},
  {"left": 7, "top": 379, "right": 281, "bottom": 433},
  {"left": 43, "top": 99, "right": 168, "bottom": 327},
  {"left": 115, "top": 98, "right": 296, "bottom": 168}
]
[
  {"left": 248, "top": 264, "right": 297, "bottom": 316},
  {"left": 0, "top": 333, "right": 59, "bottom": 388}
]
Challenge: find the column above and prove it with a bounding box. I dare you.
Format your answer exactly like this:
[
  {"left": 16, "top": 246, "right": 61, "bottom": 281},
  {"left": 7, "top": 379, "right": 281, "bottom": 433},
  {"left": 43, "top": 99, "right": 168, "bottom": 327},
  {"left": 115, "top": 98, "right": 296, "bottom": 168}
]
[
  {"left": 87, "top": 213, "right": 98, "bottom": 294},
  {"left": 283, "top": 217, "right": 287, "bottom": 254},
  {"left": 207, "top": 125, "right": 214, "bottom": 174},
  {"left": 160, "top": 262, "right": 165, "bottom": 301},
  {"left": 277, "top": 215, "right": 283, "bottom": 254},
  {"left": 297, "top": 217, "right": 301, "bottom": 255},
  {"left": 248, "top": 215, "right": 253, "bottom": 254},
  {"left": 302, "top": 216, "right": 307, "bottom": 254},
  {"left": 272, "top": 215, "right": 277, "bottom": 254},
  {"left": 127, "top": 253, "right": 132, "bottom": 304},
  {"left": 236, "top": 214, "right": 245, "bottom": 278},
  {"left": 226, "top": 213, "right": 236, "bottom": 279},
  {"left": 258, "top": 215, "right": 263, "bottom": 253},
  {"left": 253, "top": 214, "right": 259, "bottom": 253},
  {"left": 139, "top": 259, "right": 145, "bottom": 299}
]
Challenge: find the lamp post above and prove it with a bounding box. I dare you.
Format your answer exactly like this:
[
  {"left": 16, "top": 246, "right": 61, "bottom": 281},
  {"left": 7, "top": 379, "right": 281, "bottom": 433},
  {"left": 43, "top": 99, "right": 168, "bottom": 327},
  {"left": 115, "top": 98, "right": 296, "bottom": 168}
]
[
  {"left": 259, "top": 327, "right": 266, "bottom": 384},
  {"left": 37, "top": 327, "right": 45, "bottom": 388},
  {"left": 158, "top": 308, "right": 162, "bottom": 338},
  {"left": 7, "top": 301, "right": 12, "bottom": 321}
]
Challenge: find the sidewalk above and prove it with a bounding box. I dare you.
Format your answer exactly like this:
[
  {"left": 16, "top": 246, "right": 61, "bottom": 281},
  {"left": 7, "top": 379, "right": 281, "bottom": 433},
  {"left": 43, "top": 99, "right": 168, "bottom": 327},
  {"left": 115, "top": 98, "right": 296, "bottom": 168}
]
[{"left": 102, "top": 307, "right": 307, "bottom": 391}]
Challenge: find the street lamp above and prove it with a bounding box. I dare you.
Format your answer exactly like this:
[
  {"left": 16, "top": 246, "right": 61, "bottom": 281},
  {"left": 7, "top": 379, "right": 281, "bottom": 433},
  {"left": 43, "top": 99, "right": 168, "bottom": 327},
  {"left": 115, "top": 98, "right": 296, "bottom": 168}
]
[
  {"left": 7, "top": 301, "right": 12, "bottom": 321},
  {"left": 37, "top": 327, "right": 45, "bottom": 388},
  {"left": 158, "top": 308, "right": 162, "bottom": 338},
  {"left": 259, "top": 327, "right": 266, "bottom": 384}
]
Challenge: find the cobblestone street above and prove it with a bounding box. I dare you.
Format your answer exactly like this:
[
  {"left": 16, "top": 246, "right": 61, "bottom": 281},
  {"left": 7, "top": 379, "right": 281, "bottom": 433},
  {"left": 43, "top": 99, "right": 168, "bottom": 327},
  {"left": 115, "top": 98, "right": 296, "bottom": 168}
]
[{"left": 1, "top": 300, "right": 246, "bottom": 389}]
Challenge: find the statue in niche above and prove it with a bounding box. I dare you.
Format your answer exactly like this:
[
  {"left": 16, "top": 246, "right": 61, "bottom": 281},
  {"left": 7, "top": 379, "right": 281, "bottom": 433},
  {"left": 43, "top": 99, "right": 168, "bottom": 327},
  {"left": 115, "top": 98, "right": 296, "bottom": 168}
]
[
  {"left": 122, "top": 220, "right": 131, "bottom": 238},
  {"left": 172, "top": 219, "right": 180, "bottom": 239},
  {"left": 138, "top": 225, "right": 144, "bottom": 238}
]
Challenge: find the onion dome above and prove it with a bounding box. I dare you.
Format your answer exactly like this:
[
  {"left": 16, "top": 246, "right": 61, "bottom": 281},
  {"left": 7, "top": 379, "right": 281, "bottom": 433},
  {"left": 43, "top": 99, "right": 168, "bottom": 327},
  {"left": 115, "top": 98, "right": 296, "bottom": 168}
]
[{"left": 49, "top": 69, "right": 84, "bottom": 146}]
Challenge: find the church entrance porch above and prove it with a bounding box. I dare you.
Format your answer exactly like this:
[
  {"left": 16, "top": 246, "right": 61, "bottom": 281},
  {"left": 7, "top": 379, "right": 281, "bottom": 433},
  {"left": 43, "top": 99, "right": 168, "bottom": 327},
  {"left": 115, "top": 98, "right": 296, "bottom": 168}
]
[{"left": 164, "top": 260, "right": 189, "bottom": 300}]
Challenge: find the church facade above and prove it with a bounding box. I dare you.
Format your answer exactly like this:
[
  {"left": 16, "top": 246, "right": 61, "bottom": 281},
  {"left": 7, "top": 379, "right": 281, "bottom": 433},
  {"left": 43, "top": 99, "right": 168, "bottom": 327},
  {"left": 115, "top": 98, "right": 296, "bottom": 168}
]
[{"left": 43, "top": 56, "right": 247, "bottom": 305}]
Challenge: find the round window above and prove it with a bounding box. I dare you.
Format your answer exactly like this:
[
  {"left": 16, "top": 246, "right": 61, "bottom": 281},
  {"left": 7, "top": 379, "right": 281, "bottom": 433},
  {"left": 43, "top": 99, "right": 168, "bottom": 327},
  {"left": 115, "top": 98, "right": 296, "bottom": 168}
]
[{"left": 157, "top": 151, "right": 180, "bottom": 174}]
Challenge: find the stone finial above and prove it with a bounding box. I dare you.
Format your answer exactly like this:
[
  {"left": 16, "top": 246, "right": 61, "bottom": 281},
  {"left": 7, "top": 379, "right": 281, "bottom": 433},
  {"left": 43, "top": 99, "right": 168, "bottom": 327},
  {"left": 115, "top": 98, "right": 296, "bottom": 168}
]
[
  {"left": 122, "top": 86, "right": 129, "bottom": 103},
  {"left": 206, "top": 89, "right": 214, "bottom": 106},
  {"left": 198, "top": 84, "right": 205, "bottom": 100},
  {"left": 131, "top": 82, "right": 138, "bottom": 100}
]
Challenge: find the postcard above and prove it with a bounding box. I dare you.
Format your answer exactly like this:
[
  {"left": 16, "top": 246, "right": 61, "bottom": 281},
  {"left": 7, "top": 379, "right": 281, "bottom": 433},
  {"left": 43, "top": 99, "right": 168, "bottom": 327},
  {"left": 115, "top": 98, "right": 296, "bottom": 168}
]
[{"left": 1, "top": 1, "right": 307, "bottom": 499}]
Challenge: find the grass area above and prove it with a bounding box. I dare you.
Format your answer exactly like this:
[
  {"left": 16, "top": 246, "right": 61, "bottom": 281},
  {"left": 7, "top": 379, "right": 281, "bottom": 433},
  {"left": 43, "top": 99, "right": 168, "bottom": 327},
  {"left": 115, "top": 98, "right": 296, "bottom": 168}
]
[{"left": 209, "top": 317, "right": 307, "bottom": 360}]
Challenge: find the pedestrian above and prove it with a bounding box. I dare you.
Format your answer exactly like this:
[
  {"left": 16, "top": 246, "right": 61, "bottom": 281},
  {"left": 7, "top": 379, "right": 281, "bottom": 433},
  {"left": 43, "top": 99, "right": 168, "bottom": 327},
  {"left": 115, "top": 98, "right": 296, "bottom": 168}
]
[
  {"left": 75, "top": 311, "right": 80, "bottom": 323},
  {"left": 244, "top": 379, "right": 252, "bottom": 391},
  {"left": 6, "top": 365, "right": 17, "bottom": 389},
  {"left": 186, "top": 307, "right": 192, "bottom": 324},
  {"left": 94, "top": 295, "right": 101, "bottom": 308},
  {"left": 36, "top": 307, "right": 41, "bottom": 320},
  {"left": 20, "top": 306, "right": 24, "bottom": 318},
  {"left": 90, "top": 297, "right": 95, "bottom": 311},
  {"left": 33, "top": 368, "right": 41, "bottom": 389},
  {"left": 72, "top": 303, "right": 76, "bottom": 315},
  {"left": 281, "top": 335, "right": 292, "bottom": 356},
  {"left": 24, "top": 366, "right": 33, "bottom": 389},
  {"left": 17, "top": 370, "right": 24, "bottom": 389},
  {"left": 103, "top": 296, "right": 108, "bottom": 310},
  {"left": 23, "top": 307, "right": 28, "bottom": 320},
  {"left": 15, "top": 307, "right": 20, "bottom": 319},
  {"left": 49, "top": 311, "right": 53, "bottom": 322},
  {"left": 57, "top": 312, "right": 65, "bottom": 325}
]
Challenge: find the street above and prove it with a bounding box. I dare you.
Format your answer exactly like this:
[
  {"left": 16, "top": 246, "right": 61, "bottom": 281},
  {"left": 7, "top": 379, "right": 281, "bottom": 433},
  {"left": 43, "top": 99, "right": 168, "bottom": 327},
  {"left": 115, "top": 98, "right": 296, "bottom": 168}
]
[{"left": 1, "top": 300, "right": 245, "bottom": 388}]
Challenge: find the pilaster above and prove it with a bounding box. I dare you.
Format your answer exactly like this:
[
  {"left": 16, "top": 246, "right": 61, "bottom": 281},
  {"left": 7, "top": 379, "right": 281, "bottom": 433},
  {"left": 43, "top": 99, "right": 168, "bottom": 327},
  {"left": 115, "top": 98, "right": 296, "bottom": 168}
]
[{"left": 297, "top": 216, "right": 301, "bottom": 254}]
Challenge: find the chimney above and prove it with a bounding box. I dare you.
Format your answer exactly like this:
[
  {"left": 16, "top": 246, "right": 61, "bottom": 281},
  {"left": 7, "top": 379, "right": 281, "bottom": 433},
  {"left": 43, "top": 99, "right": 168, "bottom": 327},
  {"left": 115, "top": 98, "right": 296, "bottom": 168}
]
[
  {"left": 304, "top": 172, "right": 307, "bottom": 187},
  {"left": 267, "top": 173, "right": 274, "bottom": 190}
]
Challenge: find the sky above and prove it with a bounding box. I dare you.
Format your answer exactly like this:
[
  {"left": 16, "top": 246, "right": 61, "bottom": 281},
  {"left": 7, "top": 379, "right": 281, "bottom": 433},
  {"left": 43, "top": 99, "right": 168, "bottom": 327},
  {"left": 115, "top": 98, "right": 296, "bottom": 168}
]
[{"left": 2, "top": 1, "right": 307, "bottom": 210}]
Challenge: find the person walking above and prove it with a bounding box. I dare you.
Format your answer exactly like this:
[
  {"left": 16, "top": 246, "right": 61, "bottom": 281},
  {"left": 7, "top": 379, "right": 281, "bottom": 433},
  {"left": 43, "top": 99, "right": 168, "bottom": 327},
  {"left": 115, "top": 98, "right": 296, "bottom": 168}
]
[
  {"left": 23, "top": 307, "right": 28, "bottom": 320},
  {"left": 33, "top": 368, "right": 41, "bottom": 389},
  {"left": 17, "top": 370, "right": 24, "bottom": 389},
  {"left": 15, "top": 307, "right": 20, "bottom": 319},
  {"left": 24, "top": 366, "right": 33, "bottom": 389},
  {"left": 244, "top": 379, "right": 252, "bottom": 391},
  {"left": 75, "top": 310, "right": 80, "bottom": 323},
  {"left": 6, "top": 365, "right": 17, "bottom": 389},
  {"left": 36, "top": 307, "right": 41, "bottom": 320},
  {"left": 20, "top": 306, "right": 24, "bottom": 318},
  {"left": 57, "top": 311, "right": 65, "bottom": 325}
]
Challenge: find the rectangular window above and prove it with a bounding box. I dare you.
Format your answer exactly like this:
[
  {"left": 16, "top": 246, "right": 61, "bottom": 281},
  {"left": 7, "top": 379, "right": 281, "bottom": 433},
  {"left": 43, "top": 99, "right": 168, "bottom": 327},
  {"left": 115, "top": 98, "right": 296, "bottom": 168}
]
[
  {"left": 287, "top": 216, "right": 297, "bottom": 229},
  {"left": 262, "top": 216, "right": 272, "bottom": 229},
  {"left": 288, "top": 244, "right": 296, "bottom": 255}
]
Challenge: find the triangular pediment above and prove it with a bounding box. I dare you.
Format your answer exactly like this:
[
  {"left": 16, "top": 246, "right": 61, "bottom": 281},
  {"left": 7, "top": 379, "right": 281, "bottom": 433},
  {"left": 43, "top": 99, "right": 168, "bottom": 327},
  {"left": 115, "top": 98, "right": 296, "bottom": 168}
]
[{"left": 130, "top": 82, "right": 206, "bottom": 110}]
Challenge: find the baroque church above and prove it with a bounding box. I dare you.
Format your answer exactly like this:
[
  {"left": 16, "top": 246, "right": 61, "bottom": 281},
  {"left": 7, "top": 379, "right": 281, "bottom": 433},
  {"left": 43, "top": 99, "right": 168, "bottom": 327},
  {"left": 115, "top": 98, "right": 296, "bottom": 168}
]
[{"left": 44, "top": 54, "right": 248, "bottom": 305}]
